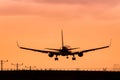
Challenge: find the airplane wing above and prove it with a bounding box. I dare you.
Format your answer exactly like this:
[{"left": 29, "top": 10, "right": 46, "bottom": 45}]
[
  {"left": 73, "top": 45, "right": 110, "bottom": 54},
  {"left": 80, "top": 45, "right": 109, "bottom": 53},
  {"left": 17, "top": 42, "right": 58, "bottom": 54}
]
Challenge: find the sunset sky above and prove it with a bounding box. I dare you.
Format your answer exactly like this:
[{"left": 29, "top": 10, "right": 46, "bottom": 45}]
[{"left": 0, "top": 0, "right": 120, "bottom": 70}]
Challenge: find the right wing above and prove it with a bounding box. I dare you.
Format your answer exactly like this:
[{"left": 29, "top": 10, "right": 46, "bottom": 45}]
[
  {"left": 72, "top": 45, "right": 110, "bottom": 55},
  {"left": 79, "top": 39, "right": 111, "bottom": 53},
  {"left": 80, "top": 45, "right": 109, "bottom": 53},
  {"left": 17, "top": 42, "right": 58, "bottom": 54},
  {"left": 73, "top": 39, "right": 111, "bottom": 54}
]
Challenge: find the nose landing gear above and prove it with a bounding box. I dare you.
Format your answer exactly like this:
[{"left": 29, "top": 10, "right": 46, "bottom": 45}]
[
  {"left": 72, "top": 57, "right": 76, "bottom": 60},
  {"left": 72, "top": 55, "right": 76, "bottom": 60},
  {"left": 55, "top": 57, "right": 59, "bottom": 61},
  {"left": 66, "top": 56, "right": 69, "bottom": 59},
  {"left": 55, "top": 55, "right": 59, "bottom": 61}
]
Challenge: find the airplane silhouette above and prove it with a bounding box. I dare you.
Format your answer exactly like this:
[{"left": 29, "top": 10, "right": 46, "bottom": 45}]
[{"left": 17, "top": 30, "right": 110, "bottom": 61}]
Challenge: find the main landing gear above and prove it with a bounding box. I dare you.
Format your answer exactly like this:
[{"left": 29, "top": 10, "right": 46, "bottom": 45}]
[{"left": 54, "top": 55, "right": 76, "bottom": 60}]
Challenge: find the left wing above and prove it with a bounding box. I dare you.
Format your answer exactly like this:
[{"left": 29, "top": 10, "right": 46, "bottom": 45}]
[
  {"left": 17, "top": 42, "right": 58, "bottom": 54},
  {"left": 73, "top": 40, "right": 111, "bottom": 54}
]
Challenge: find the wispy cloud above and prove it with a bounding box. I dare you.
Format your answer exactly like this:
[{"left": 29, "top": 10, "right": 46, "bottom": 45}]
[
  {"left": 23, "top": 0, "right": 120, "bottom": 5},
  {"left": 0, "top": 0, "right": 120, "bottom": 20}
]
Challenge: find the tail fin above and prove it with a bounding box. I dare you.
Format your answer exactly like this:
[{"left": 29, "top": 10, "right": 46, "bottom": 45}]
[{"left": 61, "top": 30, "right": 64, "bottom": 47}]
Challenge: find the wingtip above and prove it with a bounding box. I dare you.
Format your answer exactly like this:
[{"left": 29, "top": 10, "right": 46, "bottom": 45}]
[
  {"left": 16, "top": 41, "right": 20, "bottom": 48},
  {"left": 109, "top": 39, "right": 112, "bottom": 47},
  {"left": 110, "top": 39, "right": 112, "bottom": 46}
]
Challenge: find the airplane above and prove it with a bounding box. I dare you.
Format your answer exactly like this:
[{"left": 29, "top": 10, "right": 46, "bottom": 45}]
[{"left": 17, "top": 30, "right": 111, "bottom": 61}]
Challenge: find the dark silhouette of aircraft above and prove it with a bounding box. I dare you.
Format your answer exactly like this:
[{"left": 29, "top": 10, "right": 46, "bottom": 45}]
[{"left": 17, "top": 30, "right": 111, "bottom": 61}]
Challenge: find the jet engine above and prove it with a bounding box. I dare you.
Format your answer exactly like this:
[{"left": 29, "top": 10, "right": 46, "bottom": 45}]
[
  {"left": 78, "top": 52, "right": 83, "bottom": 57},
  {"left": 48, "top": 53, "right": 54, "bottom": 57}
]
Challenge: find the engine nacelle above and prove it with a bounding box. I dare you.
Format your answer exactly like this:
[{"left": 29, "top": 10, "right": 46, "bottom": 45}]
[
  {"left": 78, "top": 52, "right": 83, "bottom": 57},
  {"left": 48, "top": 53, "right": 54, "bottom": 57}
]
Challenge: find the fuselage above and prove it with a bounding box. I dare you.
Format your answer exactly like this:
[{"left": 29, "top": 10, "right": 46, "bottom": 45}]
[{"left": 60, "top": 46, "right": 71, "bottom": 56}]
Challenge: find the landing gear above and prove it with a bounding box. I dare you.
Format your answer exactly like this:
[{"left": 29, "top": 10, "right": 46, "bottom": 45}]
[
  {"left": 66, "top": 56, "right": 69, "bottom": 59},
  {"left": 55, "top": 57, "right": 59, "bottom": 61},
  {"left": 55, "top": 55, "right": 59, "bottom": 61},
  {"left": 72, "top": 57, "right": 76, "bottom": 60},
  {"left": 72, "top": 55, "right": 76, "bottom": 60}
]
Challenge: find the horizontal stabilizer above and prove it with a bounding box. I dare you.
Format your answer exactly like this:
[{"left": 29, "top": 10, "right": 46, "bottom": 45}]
[
  {"left": 45, "top": 48, "right": 60, "bottom": 51},
  {"left": 68, "top": 47, "right": 80, "bottom": 50}
]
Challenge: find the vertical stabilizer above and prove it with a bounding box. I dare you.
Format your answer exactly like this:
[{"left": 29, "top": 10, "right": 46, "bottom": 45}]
[{"left": 61, "top": 30, "right": 64, "bottom": 47}]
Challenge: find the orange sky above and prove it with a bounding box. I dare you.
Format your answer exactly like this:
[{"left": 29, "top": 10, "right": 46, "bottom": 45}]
[{"left": 0, "top": 0, "right": 120, "bottom": 70}]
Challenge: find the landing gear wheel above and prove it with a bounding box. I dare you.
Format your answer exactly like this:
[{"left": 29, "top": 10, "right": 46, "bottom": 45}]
[
  {"left": 55, "top": 57, "right": 58, "bottom": 61},
  {"left": 72, "top": 57, "right": 76, "bottom": 60},
  {"left": 66, "top": 56, "right": 69, "bottom": 59}
]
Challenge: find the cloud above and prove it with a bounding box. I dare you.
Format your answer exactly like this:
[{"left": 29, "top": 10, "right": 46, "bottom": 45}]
[
  {"left": 0, "top": 0, "right": 120, "bottom": 20},
  {"left": 10, "top": 0, "right": 120, "bottom": 8},
  {"left": 28, "top": 0, "right": 120, "bottom": 5}
]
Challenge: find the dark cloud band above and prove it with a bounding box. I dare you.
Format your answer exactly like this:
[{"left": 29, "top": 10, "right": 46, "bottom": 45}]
[
  {"left": 31, "top": 0, "right": 120, "bottom": 5},
  {"left": 12, "top": 0, "right": 120, "bottom": 5},
  {"left": 0, "top": 0, "right": 120, "bottom": 20}
]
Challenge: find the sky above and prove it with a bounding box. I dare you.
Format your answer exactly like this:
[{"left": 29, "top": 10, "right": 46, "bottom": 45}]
[{"left": 0, "top": 0, "right": 120, "bottom": 70}]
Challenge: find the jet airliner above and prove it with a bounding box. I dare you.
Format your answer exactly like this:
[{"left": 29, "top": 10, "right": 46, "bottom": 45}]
[{"left": 17, "top": 30, "right": 110, "bottom": 60}]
